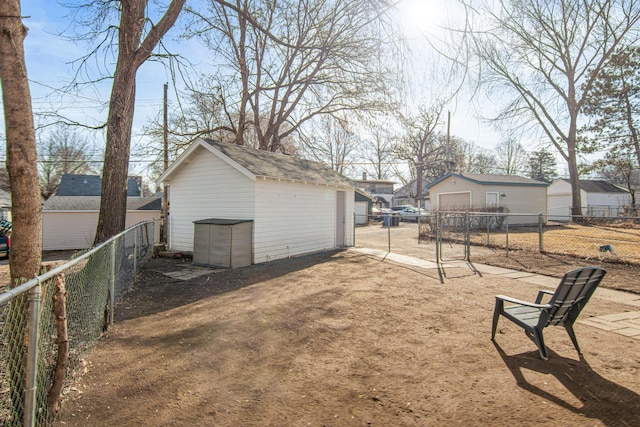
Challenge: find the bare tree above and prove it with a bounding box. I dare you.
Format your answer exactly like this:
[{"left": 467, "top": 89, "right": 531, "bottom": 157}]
[
  {"left": 463, "top": 142, "right": 498, "bottom": 174},
  {"left": 64, "top": 0, "right": 186, "bottom": 244},
  {"left": 181, "top": 0, "right": 401, "bottom": 153},
  {"left": 394, "top": 103, "right": 445, "bottom": 200},
  {"left": 1, "top": 2, "right": 43, "bottom": 421},
  {"left": 464, "top": 0, "right": 640, "bottom": 217},
  {"left": 38, "top": 127, "right": 100, "bottom": 199},
  {"left": 0, "top": 0, "right": 42, "bottom": 284},
  {"left": 495, "top": 138, "right": 528, "bottom": 176},
  {"left": 364, "top": 128, "right": 395, "bottom": 180},
  {"left": 95, "top": 0, "right": 185, "bottom": 244},
  {"left": 299, "top": 116, "right": 360, "bottom": 175}
]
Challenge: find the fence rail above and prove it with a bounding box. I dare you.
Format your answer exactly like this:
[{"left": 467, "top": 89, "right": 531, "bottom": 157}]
[
  {"left": 355, "top": 212, "right": 640, "bottom": 266},
  {"left": 0, "top": 221, "right": 155, "bottom": 426}
]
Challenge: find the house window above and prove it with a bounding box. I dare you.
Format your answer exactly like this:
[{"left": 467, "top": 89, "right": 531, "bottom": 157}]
[{"left": 486, "top": 192, "right": 499, "bottom": 207}]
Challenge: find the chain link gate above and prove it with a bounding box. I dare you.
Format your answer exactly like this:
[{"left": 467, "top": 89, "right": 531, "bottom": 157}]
[{"left": 434, "top": 211, "right": 470, "bottom": 263}]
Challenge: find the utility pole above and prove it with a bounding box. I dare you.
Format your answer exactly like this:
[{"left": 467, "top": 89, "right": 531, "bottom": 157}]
[{"left": 162, "top": 83, "right": 169, "bottom": 243}]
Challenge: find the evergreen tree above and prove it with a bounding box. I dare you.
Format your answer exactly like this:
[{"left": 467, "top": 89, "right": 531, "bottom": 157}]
[{"left": 528, "top": 150, "right": 558, "bottom": 183}]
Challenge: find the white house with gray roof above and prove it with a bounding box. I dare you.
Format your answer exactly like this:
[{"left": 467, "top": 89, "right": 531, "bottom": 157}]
[
  {"left": 42, "top": 174, "right": 161, "bottom": 250},
  {"left": 547, "top": 179, "right": 631, "bottom": 219},
  {"left": 157, "top": 139, "right": 355, "bottom": 265}
]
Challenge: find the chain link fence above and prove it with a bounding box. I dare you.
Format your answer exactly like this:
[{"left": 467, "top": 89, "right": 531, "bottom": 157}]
[
  {"left": 355, "top": 212, "right": 640, "bottom": 265},
  {"left": 0, "top": 221, "right": 155, "bottom": 426}
]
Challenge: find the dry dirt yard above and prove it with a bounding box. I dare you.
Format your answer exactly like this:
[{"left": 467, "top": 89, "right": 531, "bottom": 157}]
[{"left": 54, "top": 249, "right": 640, "bottom": 426}]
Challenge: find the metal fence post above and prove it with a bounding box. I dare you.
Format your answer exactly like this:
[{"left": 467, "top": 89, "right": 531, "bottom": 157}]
[
  {"left": 110, "top": 238, "right": 116, "bottom": 325},
  {"left": 133, "top": 226, "right": 139, "bottom": 275},
  {"left": 505, "top": 215, "right": 509, "bottom": 257},
  {"left": 24, "top": 279, "right": 42, "bottom": 427},
  {"left": 435, "top": 211, "right": 441, "bottom": 262},
  {"left": 387, "top": 217, "right": 391, "bottom": 253},
  {"left": 353, "top": 212, "right": 356, "bottom": 246},
  {"left": 538, "top": 213, "right": 544, "bottom": 252},
  {"left": 465, "top": 211, "right": 470, "bottom": 260}
]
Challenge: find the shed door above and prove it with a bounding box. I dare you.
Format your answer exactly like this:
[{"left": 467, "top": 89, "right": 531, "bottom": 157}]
[{"left": 336, "top": 191, "right": 346, "bottom": 246}]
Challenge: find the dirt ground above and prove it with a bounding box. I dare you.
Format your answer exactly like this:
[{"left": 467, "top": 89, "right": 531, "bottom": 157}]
[
  {"left": 472, "top": 250, "right": 640, "bottom": 294},
  {"left": 54, "top": 249, "right": 640, "bottom": 426}
]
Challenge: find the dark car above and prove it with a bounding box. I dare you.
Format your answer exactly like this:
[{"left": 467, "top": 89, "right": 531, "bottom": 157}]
[
  {"left": 0, "top": 235, "right": 9, "bottom": 258},
  {"left": 0, "top": 219, "right": 11, "bottom": 258}
]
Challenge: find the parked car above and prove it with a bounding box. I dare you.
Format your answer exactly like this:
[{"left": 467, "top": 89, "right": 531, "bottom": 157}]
[
  {"left": 0, "top": 219, "right": 11, "bottom": 258},
  {"left": 390, "top": 205, "right": 413, "bottom": 212},
  {"left": 397, "top": 207, "right": 428, "bottom": 222},
  {"left": 0, "top": 235, "right": 9, "bottom": 258},
  {"left": 372, "top": 207, "right": 393, "bottom": 221}
]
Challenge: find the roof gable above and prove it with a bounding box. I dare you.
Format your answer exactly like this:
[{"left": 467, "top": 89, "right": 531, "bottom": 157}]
[
  {"left": 159, "top": 139, "right": 354, "bottom": 188},
  {"left": 57, "top": 174, "right": 142, "bottom": 197},
  {"left": 427, "top": 172, "right": 547, "bottom": 189}
]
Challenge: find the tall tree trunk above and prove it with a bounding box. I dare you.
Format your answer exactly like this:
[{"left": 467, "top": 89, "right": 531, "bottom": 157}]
[
  {"left": 0, "top": 2, "right": 43, "bottom": 422},
  {"left": 95, "top": 66, "right": 137, "bottom": 244},
  {"left": 0, "top": 0, "right": 43, "bottom": 283},
  {"left": 94, "top": 0, "right": 185, "bottom": 244}
]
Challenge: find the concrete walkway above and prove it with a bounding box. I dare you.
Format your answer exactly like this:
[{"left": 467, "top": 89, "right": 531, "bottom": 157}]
[{"left": 350, "top": 247, "right": 640, "bottom": 341}]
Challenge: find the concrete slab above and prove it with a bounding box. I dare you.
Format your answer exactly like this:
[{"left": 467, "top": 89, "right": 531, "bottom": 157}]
[
  {"left": 163, "top": 266, "right": 219, "bottom": 281},
  {"left": 598, "top": 311, "right": 640, "bottom": 321},
  {"left": 613, "top": 327, "right": 640, "bottom": 337},
  {"left": 578, "top": 318, "right": 622, "bottom": 331}
]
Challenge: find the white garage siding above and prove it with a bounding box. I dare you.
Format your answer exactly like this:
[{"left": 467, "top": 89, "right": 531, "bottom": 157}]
[
  {"left": 42, "top": 211, "right": 160, "bottom": 251},
  {"left": 253, "top": 179, "right": 353, "bottom": 263},
  {"left": 167, "top": 146, "right": 256, "bottom": 252}
]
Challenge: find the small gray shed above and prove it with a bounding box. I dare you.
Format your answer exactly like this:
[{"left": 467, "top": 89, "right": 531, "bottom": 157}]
[{"left": 193, "top": 218, "right": 253, "bottom": 268}]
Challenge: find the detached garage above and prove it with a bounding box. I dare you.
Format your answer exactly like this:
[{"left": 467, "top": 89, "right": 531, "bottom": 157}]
[
  {"left": 157, "top": 139, "right": 355, "bottom": 265},
  {"left": 426, "top": 172, "right": 548, "bottom": 224},
  {"left": 42, "top": 196, "right": 161, "bottom": 250}
]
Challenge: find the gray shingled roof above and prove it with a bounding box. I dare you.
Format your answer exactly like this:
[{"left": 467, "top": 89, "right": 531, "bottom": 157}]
[
  {"left": 43, "top": 196, "right": 161, "bottom": 211},
  {"left": 427, "top": 172, "right": 547, "bottom": 188},
  {"left": 560, "top": 179, "right": 628, "bottom": 193},
  {"left": 203, "top": 139, "right": 354, "bottom": 187},
  {"left": 57, "top": 174, "right": 142, "bottom": 197}
]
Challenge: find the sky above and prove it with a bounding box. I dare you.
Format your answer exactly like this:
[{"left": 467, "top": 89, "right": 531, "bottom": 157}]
[{"left": 2, "top": 0, "right": 514, "bottom": 185}]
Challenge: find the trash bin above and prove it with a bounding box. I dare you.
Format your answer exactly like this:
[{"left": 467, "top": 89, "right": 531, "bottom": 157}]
[{"left": 382, "top": 213, "right": 399, "bottom": 227}]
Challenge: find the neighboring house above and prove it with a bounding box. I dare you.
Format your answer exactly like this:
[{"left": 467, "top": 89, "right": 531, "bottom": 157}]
[
  {"left": 351, "top": 174, "right": 395, "bottom": 207},
  {"left": 394, "top": 176, "right": 437, "bottom": 210},
  {"left": 355, "top": 189, "right": 375, "bottom": 225},
  {"left": 427, "top": 172, "right": 548, "bottom": 222},
  {"left": 547, "top": 179, "right": 631, "bottom": 219},
  {"left": 57, "top": 174, "right": 143, "bottom": 197},
  {"left": 157, "top": 139, "right": 355, "bottom": 265},
  {"left": 42, "top": 196, "right": 161, "bottom": 250},
  {"left": 42, "top": 174, "right": 160, "bottom": 250}
]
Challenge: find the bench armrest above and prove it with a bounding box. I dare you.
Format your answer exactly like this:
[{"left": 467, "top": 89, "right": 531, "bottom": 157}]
[{"left": 496, "top": 294, "right": 551, "bottom": 309}]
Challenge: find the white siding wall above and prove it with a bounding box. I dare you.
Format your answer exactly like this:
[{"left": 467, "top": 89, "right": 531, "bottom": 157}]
[
  {"left": 253, "top": 179, "right": 354, "bottom": 263},
  {"left": 42, "top": 212, "right": 97, "bottom": 250},
  {"left": 168, "top": 146, "right": 255, "bottom": 252},
  {"left": 355, "top": 201, "right": 368, "bottom": 224},
  {"left": 42, "top": 211, "right": 160, "bottom": 250},
  {"left": 586, "top": 192, "right": 631, "bottom": 207}
]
